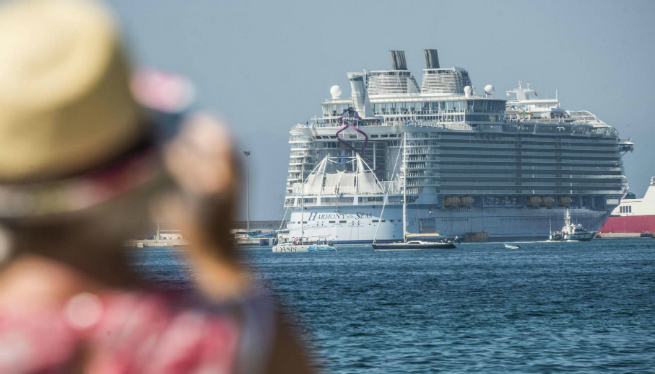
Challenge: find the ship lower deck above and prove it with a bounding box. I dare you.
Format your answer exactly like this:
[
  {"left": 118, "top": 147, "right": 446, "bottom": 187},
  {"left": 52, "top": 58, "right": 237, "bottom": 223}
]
[{"left": 285, "top": 205, "right": 612, "bottom": 244}]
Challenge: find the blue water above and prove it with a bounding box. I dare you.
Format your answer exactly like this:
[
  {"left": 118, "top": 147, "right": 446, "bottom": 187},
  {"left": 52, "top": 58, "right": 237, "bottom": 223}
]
[{"left": 133, "top": 239, "right": 655, "bottom": 373}]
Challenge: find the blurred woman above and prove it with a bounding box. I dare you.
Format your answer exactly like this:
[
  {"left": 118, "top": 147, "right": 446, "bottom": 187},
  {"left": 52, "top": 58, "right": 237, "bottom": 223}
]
[{"left": 0, "top": 0, "right": 315, "bottom": 373}]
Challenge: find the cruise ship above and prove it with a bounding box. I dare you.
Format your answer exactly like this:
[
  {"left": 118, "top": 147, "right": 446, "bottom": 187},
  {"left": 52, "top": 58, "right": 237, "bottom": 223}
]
[{"left": 281, "top": 50, "right": 634, "bottom": 243}]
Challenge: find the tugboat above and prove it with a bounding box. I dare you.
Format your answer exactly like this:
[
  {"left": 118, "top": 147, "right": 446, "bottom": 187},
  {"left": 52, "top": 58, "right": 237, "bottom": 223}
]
[{"left": 550, "top": 209, "right": 597, "bottom": 241}]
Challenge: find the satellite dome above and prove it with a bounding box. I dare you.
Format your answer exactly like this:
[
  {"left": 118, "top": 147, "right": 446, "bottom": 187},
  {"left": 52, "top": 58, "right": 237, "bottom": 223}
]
[
  {"left": 464, "top": 86, "right": 472, "bottom": 97},
  {"left": 484, "top": 84, "right": 495, "bottom": 96},
  {"left": 330, "top": 85, "right": 342, "bottom": 99}
]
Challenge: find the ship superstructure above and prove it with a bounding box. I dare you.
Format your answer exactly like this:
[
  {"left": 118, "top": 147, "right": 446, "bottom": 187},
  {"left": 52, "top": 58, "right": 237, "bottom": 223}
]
[{"left": 282, "top": 50, "right": 633, "bottom": 243}]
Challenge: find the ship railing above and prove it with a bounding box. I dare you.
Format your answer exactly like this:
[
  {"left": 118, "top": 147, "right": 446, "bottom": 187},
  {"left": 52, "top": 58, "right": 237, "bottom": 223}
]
[
  {"left": 289, "top": 152, "right": 312, "bottom": 158},
  {"left": 433, "top": 159, "right": 619, "bottom": 168},
  {"left": 438, "top": 149, "right": 519, "bottom": 156},
  {"left": 504, "top": 116, "right": 603, "bottom": 126},
  {"left": 286, "top": 200, "right": 403, "bottom": 208},
  {"left": 437, "top": 133, "right": 615, "bottom": 145},
  {"left": 405, "top": 164, "right": 428, "bottom": 170},
  {"left": 406, "top": 156, "right": 435, "bottom": 161},
  {"left": 503, "top": 122, "right": 618, "bottom": 137},
  {"left": 438, "top": 189, "right": 624, "bottom": 195},
  {"left": 407, "top": 134, "right": 441, "bottom": 140},
  {"left": 520, "top": 144, "right": 619, "bottom": 152},
  {"left": 439, "top": 174, "right": 624, "bottom": 180},
  {"left": 441, "top": 189, "right": 522, "bottom": 194},
  {"left": 405, "top": 172, "right": 438, "bottom": 177},
  {"left": 440, "top": 173, "right": 516, "bottom": 178},
  {"left": 383, "top": 119, "right": 476, "bottom": 131},
  {"left": 434, "top": 156, "right": 621, "bottom": 166},
  {"left": 519, "top": 151, "right": 620, "bottom": 158},
  {"left": 406, "top": 140, "right": 441, "bottom": 145},
  {"left": 436, "top": 165, "right": 623, "bottom": 171},
  {"left": 559, "top": 153, "right": 621, "bottom": 160},
  {"left": 440, "top": 181, "right": 522, "bottom": 187}
]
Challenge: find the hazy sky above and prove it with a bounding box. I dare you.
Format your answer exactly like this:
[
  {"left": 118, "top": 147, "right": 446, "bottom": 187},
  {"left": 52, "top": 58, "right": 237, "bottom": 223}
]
[{"left": 106, "top": 0, "right": 655, "bottom": 220}]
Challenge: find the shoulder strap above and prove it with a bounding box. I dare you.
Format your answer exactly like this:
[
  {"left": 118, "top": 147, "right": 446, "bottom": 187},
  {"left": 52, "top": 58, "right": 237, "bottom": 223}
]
[{"left": 236, "top": 291, "right": 277, "bottom": 374}]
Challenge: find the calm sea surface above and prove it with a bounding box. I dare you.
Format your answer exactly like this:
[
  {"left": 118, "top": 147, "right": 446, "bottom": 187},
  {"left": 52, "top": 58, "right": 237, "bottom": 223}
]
[{"left": 133, "top": 239, "right": 655, "bottom": 373}]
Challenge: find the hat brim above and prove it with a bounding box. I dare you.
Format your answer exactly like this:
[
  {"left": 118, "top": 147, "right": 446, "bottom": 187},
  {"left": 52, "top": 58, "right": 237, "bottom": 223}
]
[{"left": 0, "top": 139, "right": 170, "bottom": 220}]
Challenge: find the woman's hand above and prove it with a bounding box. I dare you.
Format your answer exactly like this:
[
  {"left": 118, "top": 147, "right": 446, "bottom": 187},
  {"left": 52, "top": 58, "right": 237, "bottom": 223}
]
[{"left": 160, "top": 113, "right": 249, "bottom": 299}]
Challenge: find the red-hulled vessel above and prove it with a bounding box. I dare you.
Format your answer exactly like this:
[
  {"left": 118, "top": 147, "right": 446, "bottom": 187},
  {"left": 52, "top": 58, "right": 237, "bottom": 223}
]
[{"left": 599, "top": 177, "right": 655, "bottom": 235}]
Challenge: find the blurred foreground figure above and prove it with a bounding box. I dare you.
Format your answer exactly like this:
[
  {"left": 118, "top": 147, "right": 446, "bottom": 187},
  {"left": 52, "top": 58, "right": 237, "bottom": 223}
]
[{"left": 0, "top": 0, "right": 315, "bottom": 373}]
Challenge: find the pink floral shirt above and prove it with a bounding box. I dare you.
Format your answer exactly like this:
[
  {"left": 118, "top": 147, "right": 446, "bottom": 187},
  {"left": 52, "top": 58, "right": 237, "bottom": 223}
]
[{"left": 0, "top": 292, "right": 245, "bottom": 374}]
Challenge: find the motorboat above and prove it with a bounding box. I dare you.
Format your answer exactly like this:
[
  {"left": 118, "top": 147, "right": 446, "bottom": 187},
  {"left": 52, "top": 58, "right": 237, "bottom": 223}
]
[
  {"left": 373, "top": 240, "right": 456, "bottom": 250},
  {"left": 549, "top": 209, "right": 597, "bottom": 241}
]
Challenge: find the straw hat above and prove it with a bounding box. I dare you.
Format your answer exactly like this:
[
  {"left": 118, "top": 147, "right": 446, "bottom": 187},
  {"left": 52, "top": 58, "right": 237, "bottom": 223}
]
[
  {"left": 0, "top": 0, "right": 144, "bottom": 183},
  {"left": 0, "top": 0, "right": 163, "bottom": 218}
]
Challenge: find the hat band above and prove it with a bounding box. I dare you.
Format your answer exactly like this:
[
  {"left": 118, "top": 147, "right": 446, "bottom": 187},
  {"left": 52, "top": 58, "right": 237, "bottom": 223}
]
[{"left": 0, "top": 149, "right": 163, "bottom": 219}]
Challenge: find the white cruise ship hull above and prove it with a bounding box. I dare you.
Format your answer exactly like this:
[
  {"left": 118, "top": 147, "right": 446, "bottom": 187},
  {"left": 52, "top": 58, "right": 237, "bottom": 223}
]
[{"left": 286, "top": 206, "right": 611, "bottom": 243}]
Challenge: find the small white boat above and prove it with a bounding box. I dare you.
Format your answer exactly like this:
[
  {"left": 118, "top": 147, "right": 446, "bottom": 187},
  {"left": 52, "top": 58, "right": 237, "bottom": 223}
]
[
  {"left": 272, "top": 243, "right": 337, "bottom": 253},
  {"left": 504, "top": 244, "right": 521, "bottom": 249}
]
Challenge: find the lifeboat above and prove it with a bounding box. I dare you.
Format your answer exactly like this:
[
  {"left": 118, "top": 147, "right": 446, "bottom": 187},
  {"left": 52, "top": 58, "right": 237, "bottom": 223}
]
[
  {"left": 541, "top": 197, "right": 555, "bottom": 206},
  {"left": 527, "top": 196, "right": 542, "bottom": 207},
  {"left": 445, "top": 196, "right": 461, "bottom": 207},
  {"left": 460, "top": 197, "right": 474, "bottom": 207},
  {"left": 558, "top": 197, "right": 572, "bottom": 206}
]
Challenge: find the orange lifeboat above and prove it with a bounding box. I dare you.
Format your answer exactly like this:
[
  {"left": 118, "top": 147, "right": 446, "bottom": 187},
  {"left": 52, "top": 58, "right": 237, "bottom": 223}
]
[
  {"left": 445, "top": 197, "right": 461, "bottom": 207},
  {"left": 558, "top": 197, "right": 572, "bottom": 206},
  {"left": 460, "top": 197, "right": 474, "bottom": 207},
  {"left": 527, "top": 196, "right": 542, "bottom": 207},
  {"left": 541, "top": 197, "right": 555, "bottom": 206}
]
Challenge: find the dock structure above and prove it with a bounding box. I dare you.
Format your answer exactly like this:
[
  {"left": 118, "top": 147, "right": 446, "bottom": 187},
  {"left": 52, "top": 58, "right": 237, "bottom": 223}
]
[{"left": 129, "top": 221, "right": 283, "bottom": 248}]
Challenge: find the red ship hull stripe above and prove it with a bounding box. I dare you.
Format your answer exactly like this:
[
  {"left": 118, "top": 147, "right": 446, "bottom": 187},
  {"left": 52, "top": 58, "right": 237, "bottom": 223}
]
[{"left": 600, "top": 215, "right": 655, "bottom": 233}]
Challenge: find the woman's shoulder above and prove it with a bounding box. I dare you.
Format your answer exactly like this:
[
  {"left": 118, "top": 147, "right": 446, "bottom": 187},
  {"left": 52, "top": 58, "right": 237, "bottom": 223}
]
[
  {"left": 0, "top": 289, "right": 277, "bottom": 374},
  {"left": 88, "top": 291, "right": 243, "bottom": 373}
]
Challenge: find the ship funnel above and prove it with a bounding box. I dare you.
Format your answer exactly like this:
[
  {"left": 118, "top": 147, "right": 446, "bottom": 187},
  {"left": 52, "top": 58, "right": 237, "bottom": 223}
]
[
  {"left": 424, "top": 49, "right": 440, "bottom": 69},
  {"left": 347, "top": 72, "right": 372, "bottom": 118},
  {"left": 389, "top": 50, "right": 407, "bottom": 70}
]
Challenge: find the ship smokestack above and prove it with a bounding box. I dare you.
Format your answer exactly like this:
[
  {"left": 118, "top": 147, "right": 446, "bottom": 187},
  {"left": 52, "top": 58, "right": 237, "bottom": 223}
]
[
  {"left": 424, "top": 49, "right": 440, "bottom": 69},
  {"left": 389, "top": 50, "right": 407, "bottom": 71},
  {"left": 347, "top": 72, "right": 372, "bottom": 117}
]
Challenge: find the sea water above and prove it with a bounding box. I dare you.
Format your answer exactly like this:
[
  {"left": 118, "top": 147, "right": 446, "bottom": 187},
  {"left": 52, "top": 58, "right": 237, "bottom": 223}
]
[{"left": 133, "top": 239, "right": 655, "bottom": 373}]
